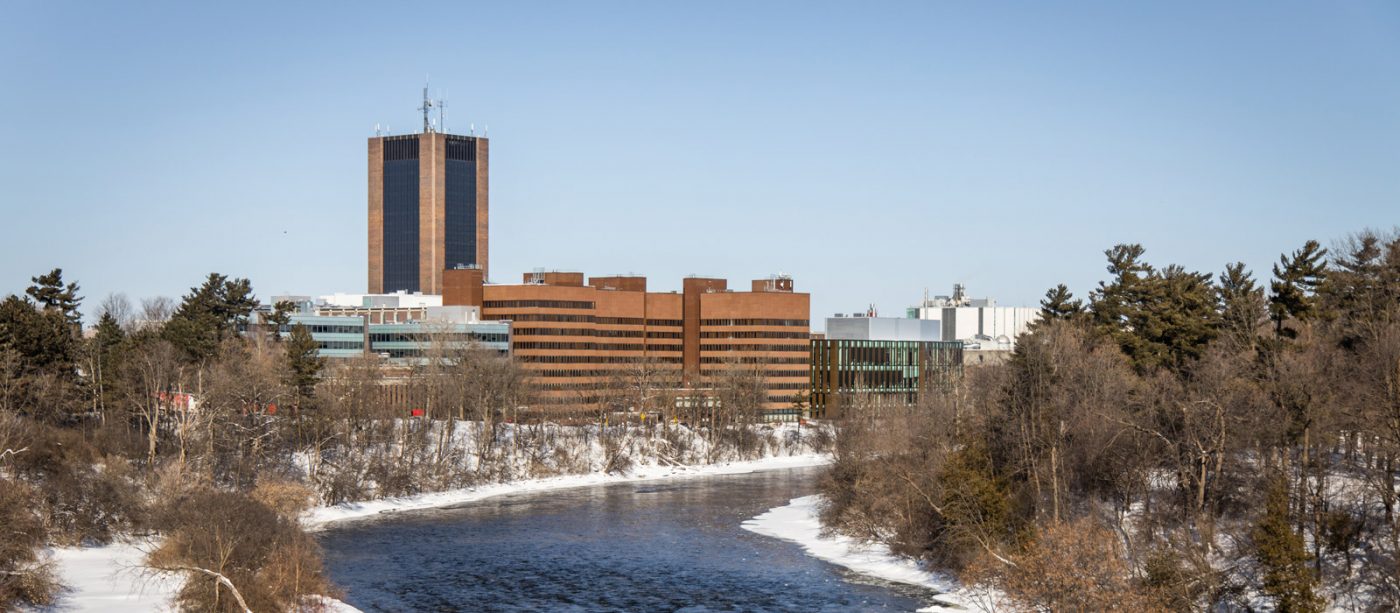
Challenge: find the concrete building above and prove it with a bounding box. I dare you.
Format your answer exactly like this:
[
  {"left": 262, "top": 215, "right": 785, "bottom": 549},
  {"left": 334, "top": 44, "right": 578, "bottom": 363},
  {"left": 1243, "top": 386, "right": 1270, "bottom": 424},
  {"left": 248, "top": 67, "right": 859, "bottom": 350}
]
[
  {"left": 320, "top": 292, "right": 442, "bottom": 309},
  {"left": 368, "top": 126, "right": 488, "bottom": 295},
  {"left": 811, "top": 315, "right": 962, "bottom": 419},
  {"left": 273, "top": 292, "right": 481, "bottom": 325},
  {"left": 318, "top": 303, "right": 481, "bottom": 326},
  {"left": 909, "top": 284, "right": 1039, "bottom": 353},
  {"left": 441, "top": 268, "right": 810, "bottom": 414},
  {"left": 827, "top": 315, "right": 940, "bottom": 342}
]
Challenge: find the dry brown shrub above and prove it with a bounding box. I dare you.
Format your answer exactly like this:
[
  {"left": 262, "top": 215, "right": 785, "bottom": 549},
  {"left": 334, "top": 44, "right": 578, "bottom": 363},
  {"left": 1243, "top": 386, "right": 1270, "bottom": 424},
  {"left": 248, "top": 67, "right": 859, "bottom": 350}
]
[
  {"left": 9, "top": 424, "right": 147, "bottom": 544},
  {"left": 0, "top": 411, "right": 27, "bottom": 459},
  {"left": 149, "top": 488, "right": 338, "bottom": 612},
  {"left": 150, "top": 459, "right": 211, "bottom": 499},
  {"left": 251, "top": 479, "right": 317, "bottom": 519},
  {"left": 0, "top": 477, "right": 59, "bottom": 608},
  {"left": 964, "top": 517, "right": 1169, "bottom": 613}
]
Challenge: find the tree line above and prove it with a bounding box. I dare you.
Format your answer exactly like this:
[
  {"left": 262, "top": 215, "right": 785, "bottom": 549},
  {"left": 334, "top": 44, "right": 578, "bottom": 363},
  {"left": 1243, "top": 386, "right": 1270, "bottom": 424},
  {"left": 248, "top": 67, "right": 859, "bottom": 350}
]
[
  {"left": 0, "top": 271, "right": 337, "bottom": 610},
  {"left": 820, "top": 229, "right": 1400, "bottom": 612}
]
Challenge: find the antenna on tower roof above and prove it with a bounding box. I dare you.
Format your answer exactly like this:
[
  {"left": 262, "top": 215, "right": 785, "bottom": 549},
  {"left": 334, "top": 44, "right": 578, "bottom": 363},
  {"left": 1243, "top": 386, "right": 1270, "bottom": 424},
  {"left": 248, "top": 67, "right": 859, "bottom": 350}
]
[
  {"left": 419, "top": 79, "right": 437, "bottom": 134},
  {"left": 438, "top": 92, "right": 446, "bottom": 134}
]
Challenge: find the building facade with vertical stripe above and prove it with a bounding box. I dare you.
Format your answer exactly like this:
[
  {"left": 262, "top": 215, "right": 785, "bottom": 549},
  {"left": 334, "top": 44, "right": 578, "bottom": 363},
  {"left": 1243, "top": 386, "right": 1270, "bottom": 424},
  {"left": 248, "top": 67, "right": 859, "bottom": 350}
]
[{"left": 368, "top": 131, "right": 488, "bottom": 295}]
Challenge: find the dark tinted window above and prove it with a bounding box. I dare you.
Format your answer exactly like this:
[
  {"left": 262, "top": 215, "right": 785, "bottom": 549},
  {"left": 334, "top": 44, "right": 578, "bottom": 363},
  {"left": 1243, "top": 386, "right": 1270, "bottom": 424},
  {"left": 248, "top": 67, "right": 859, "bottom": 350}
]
[
  {"left": 445, "top": 137, "right": 477, "bottom": 270},
  {"left": 383, "top": 137, "right": 420, "bottom": 292}
]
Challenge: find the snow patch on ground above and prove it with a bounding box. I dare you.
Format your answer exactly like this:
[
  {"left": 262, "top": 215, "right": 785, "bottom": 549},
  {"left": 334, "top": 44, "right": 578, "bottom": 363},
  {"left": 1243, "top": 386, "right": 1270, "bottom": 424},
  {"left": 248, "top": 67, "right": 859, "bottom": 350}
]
[
  {"left": 37, "top": 541, "right": 179, "bottom": 612},
  {"left": 304, "top": 594, "right": 364, "bottom": 612},
  {"left": 300, "top": 420, "right": 830, "bottom": 505},
  {"left": 741, "top": 495, "right": 975, "bottom": 612},
  {"left": 303, "top": 452, "right": 831, "bottom": 530},
  {"left": 37, "top": 541, "right": 361, "bottom": 613}
]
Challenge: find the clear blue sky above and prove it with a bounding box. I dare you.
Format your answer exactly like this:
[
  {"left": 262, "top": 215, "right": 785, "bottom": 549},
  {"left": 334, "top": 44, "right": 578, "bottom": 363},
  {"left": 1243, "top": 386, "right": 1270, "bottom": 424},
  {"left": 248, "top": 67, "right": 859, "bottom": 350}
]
[{"left": 2, "top": 2, "right": 1398, "bottom": 329}]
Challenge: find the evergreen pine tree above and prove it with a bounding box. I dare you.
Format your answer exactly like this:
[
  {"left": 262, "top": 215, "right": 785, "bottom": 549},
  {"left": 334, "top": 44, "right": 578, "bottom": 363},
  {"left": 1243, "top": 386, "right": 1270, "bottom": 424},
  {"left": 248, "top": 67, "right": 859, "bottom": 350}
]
[
  {"left": 1038, "top": 284, "right": 1084, "bottom": 322},
  {"left": 284, "top": 323, "right": 322, "bottom": 405},
  {"left": 94, "top": 312, "right": 125, "bottom": 347},
  {"left": 1090, "top": 244, "right": 1154, "bottom": 363},
  {"left": 215, "top": 277, "right": 258, "bottom": 325},
  {"left": 25, "top": 268, "right": 82, "bottom": 327},
  {"left": 1141, "top": 265, "right": 1220, "bottom": 371},
  {"left": 1091, "top": 244, "right": 1153, "bottom": 331},
  {"left": 165, "top": 273, "right": 259, "bottom": 361},
  {"left": 1088, "top": 246, "right": 1219, "bottom": 372},
  {"left": 1269, "top": 240, "right": 1328, "bottom": 338},
  {"left": 265, "top": 300, "right": 297, "bottom": 343},
  {"left": 90, "top": 312, "right": 126, "bottom": 417},
  {"left": 1253, "top": 477, "right": 1324, "bottom": 613},
  {"left": 0, "top": 295, "right": 77, "bottom": 375}
]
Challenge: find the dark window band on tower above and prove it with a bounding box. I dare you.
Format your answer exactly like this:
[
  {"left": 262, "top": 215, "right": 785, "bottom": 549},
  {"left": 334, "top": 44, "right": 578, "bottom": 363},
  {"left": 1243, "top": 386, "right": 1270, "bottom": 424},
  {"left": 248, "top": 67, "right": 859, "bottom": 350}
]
[
  {"left": 383, "top": 137, "right": 420, "bottom": 160},
  {"left": 446, "top": 137, "right": 477, "bottom": 161},
  {"left": 382, "top": 134, "right": 422, "bottom": 293},
  {"left": 445, "top": 136, "right": 479, "bottom": 272}
]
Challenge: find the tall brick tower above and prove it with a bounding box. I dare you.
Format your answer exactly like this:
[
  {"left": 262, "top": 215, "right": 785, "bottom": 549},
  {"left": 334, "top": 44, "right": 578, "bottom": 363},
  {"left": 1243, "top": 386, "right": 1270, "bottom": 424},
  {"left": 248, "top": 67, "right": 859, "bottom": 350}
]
[{"left": 368, "top": 93, "right": 488, "bottom": 295}]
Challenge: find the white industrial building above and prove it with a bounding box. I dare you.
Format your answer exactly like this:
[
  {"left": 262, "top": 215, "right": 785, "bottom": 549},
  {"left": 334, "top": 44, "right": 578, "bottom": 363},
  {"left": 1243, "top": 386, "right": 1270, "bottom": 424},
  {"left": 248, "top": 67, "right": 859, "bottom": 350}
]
[
  {"left": 270, "top": 292, "right": 481, "bottom": 324},
  {"left": 908, "top": 285, "right": 1039, "bottom": 350},
  {"left": 826, "top": 315, "right": 941, "bottom": 342},
  {"left": 317, "top": 292, "right": 443, "bottom": 309}
]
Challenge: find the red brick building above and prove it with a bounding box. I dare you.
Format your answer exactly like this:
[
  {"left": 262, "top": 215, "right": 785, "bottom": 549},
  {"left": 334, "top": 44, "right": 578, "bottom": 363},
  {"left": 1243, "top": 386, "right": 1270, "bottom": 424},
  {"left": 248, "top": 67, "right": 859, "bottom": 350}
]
[{"left": 443, "top": 269, "right": 809, "bottom": 413}]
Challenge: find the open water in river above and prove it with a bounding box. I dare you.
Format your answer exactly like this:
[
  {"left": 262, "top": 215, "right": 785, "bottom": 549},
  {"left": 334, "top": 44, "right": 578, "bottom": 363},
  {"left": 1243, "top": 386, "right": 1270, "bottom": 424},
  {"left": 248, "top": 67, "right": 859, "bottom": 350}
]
[{"left": 318, "top": 466, "right": 939, "bottom": 612}]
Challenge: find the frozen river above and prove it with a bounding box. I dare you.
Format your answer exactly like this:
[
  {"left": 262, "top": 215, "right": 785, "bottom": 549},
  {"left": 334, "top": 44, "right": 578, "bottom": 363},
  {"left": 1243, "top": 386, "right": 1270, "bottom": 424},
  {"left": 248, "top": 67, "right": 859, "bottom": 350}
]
[{"left": 317, "top": 466, "right": 938, "bottom": 611}]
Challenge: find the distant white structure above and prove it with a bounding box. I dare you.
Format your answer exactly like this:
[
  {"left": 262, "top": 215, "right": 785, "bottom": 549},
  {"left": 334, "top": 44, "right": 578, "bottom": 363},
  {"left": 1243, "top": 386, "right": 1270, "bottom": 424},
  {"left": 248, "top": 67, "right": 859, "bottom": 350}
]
[
  {"left": 269, "top": 292, "right": 478, "bottom": 324},
  {"left": 908, "top": 284, "right": 1039, "bottom": 350},
  {"left": 318, "top": 292, "right": 442, "bottom": 309},
  {"left": 827, "top": 315, "right": 941, "bottom": 342}
]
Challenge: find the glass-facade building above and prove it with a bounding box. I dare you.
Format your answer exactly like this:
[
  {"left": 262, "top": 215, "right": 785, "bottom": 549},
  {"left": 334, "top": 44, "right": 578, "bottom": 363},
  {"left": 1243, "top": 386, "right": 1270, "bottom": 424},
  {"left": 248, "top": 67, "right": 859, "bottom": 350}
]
[
  {"left": 370, "top": 132, "right": 489, "bottom": 295},
  {"left": 278, "top": 315, "right": 369, "bottom": 359},
  {"left": 266, "top": 315, "right": 510, "bottom": 363},
  {"left": 368, "top": 321, "right": 509, "bottom": 361},
  {"left": 809, "top": 339, "right": 963, "bottom": 418}
]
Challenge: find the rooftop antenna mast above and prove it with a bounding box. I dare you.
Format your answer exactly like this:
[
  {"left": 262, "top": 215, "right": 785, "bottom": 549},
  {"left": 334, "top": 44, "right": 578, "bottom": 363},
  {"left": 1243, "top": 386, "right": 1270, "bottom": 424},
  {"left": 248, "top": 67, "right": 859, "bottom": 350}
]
[
  {"left": 438, "top": 89, "right": 447, "bottom": 134},
  {"left": 419, "top": 80, "right": 437, "bottom": 133}
]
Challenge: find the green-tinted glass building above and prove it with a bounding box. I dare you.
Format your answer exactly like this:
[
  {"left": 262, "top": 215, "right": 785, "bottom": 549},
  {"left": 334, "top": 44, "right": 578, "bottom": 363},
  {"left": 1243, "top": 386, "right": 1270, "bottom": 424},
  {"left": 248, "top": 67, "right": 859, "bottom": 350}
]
[
  {"left": 252, "top": 312, "right": 511, "bottom": 363},
  {"left": 809, "top": 335, "right": 963, "bottom": 419}
]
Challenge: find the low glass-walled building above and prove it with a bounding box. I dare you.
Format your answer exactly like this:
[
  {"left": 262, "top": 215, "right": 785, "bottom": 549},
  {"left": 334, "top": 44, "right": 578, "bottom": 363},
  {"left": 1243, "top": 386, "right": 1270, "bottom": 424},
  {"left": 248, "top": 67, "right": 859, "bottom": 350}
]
[
  {"left": 367, "top": 321, "right": 510, "bottom": 360},
  {"left": 251, "top": 312, "right": 511, "bottom": 362},
  {"left": 809, "top": 320, "right": 963, "bottom": 418},
  {"left": 279, "top": 315, "right": 369, "bottom": 359}
]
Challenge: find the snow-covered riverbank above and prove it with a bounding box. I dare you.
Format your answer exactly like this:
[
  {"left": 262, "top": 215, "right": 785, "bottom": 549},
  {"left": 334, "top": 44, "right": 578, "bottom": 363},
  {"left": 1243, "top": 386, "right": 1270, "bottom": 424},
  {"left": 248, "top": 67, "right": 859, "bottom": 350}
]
[
  {"left": 37, "top": 541, "right": 362, "bottom": 613},
  {"left": 742, "top": 495, "right": 980, "bottom": 612},
  {"left": 41, "top": 541, "right": 180, "bottom": 612},
  {"left": 304, "top": 452, "right": 832, "bottom": 530},
  {"left": 39, "top": 432, "right": 832, "bottom": 612}
]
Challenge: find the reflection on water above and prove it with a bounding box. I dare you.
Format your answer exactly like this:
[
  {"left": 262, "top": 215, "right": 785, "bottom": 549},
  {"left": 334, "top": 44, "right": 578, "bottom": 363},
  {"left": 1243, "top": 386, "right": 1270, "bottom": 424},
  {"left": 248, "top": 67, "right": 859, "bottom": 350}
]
[{"left": 318, "top": 467, "right": 936, "bottom": 612}]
